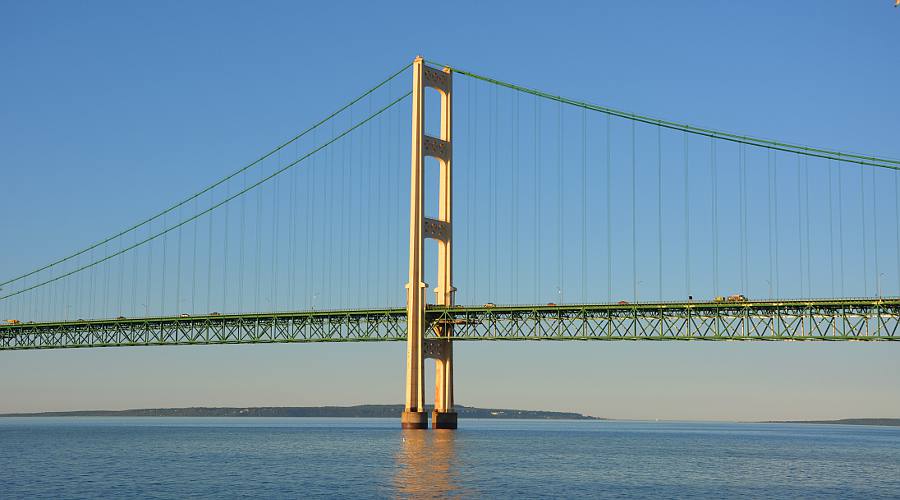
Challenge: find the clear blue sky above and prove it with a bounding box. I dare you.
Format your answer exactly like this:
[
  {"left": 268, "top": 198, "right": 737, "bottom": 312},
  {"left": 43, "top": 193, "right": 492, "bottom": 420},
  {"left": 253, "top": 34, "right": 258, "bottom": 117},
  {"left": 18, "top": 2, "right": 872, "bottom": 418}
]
[{"left": 0, "top": 1, "right": 897, "bottom": 420}]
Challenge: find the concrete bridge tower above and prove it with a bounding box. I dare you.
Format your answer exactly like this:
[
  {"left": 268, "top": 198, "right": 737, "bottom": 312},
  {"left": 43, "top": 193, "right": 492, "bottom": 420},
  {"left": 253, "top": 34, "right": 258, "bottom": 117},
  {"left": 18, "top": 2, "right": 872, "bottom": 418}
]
[{"left": 401, "top": 56, "right": 457, "bottom": 430}]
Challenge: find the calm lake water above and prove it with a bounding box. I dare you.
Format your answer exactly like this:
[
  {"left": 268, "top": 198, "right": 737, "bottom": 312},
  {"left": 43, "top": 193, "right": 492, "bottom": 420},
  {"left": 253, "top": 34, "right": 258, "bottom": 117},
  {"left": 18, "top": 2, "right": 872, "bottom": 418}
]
[{"left": 1, "top": 417, "right": 898, "bottom": 499}]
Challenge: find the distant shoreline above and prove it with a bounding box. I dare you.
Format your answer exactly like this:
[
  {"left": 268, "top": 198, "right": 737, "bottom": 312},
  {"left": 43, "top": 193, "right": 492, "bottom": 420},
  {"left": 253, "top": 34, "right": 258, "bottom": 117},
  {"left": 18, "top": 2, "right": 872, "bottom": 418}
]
[
  {"left": 0, "top": 404, "right": 601, "bottom": 420},
  {"left": 2, "top": 408, "right": 896, "bottom": 427},
  {"left": 765, "top": 418, "right": 900, "bottom": 427}
]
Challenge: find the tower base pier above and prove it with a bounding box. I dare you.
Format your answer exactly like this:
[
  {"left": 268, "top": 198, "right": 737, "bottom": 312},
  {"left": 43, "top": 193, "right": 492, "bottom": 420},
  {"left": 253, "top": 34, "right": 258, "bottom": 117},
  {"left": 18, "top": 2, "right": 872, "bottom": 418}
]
[
  {"left": 431, "top": 411, "right": 457, "bottom": 429},
  {"left": 401, "top": 410, "right": 429, "bottom": 429}
]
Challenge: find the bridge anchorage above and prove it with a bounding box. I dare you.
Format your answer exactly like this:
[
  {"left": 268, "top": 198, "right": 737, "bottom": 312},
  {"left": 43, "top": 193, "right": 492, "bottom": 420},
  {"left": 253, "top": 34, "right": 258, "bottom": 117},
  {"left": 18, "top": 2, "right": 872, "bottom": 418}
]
[{"left": 402, "top": 57, "right": 456, "bottom": 429}]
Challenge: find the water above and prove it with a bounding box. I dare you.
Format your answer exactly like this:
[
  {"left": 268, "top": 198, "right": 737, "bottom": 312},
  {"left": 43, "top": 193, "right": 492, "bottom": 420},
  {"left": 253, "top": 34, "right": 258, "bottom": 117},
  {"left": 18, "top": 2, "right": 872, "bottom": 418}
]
[{"left": 1, "top": 418, "right": 898, "bottom": 499}]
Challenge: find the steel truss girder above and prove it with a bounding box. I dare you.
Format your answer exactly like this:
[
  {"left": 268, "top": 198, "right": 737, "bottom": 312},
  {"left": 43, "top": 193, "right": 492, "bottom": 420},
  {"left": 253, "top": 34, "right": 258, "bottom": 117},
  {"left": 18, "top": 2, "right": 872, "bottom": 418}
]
[{"left": 1, "top": 299, "right": 897, "bottom": 350}]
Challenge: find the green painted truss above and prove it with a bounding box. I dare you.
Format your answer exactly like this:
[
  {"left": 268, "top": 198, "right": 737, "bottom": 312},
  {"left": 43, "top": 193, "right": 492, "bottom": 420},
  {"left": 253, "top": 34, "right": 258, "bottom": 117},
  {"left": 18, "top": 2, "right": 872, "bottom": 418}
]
[{"left": 1, "top": 299, "right": 898, "bottom": 351}]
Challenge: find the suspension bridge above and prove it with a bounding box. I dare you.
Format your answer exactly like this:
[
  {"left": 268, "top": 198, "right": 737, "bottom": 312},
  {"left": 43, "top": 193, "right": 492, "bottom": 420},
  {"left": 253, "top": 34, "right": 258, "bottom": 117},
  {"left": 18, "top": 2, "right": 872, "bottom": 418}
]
[{"left": 1, "top": 57, "right": 898, "bottom": 428}]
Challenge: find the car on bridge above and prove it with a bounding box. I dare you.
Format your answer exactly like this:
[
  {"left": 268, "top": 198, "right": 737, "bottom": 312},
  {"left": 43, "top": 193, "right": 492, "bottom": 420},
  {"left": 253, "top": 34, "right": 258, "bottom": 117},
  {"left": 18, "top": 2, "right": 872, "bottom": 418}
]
[
  {"left": 5, "top": 319, "right": 20, "bottom": 325},
  {"left": 714, "top": 294, "right": 748, "bottom": 303}
]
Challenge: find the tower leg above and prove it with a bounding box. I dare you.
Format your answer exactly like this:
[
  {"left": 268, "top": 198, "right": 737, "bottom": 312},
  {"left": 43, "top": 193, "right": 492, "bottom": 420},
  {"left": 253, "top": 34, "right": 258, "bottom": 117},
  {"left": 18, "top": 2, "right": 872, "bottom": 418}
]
[
  {"left": 402, "top": 57, "right": 428, "bottom": 429},
  {"left": 432, "top": 336, "right": 457, "bottom": 429},
  {"left": 402, "top": 56, "right": 455, "bottom": 429}
]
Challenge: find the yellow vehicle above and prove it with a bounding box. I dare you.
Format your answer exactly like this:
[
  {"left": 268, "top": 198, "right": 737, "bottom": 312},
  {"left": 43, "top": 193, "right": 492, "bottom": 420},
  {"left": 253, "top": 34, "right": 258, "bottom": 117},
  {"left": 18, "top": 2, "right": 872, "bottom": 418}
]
[
  {"left": 715, "top": 294, "right": 748, "bottom": 303},
  {"left": 6, "top": 319, "right": 20, "bottom": 325},
  {"left": 483, "top": 303, "right": 496, "bottom": 308}
]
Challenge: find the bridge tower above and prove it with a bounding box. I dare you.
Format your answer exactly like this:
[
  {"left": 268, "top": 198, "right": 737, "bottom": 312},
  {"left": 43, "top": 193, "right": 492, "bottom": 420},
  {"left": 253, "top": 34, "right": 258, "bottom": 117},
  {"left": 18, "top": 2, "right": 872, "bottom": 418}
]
[{"left": 401, "top": 56, "right": 457, "bottom": 430}]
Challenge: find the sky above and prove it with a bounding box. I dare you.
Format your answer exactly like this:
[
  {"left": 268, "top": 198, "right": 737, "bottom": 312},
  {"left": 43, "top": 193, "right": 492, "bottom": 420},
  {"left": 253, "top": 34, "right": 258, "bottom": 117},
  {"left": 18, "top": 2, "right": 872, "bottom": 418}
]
[{"left": 0, "top": 1, "right": 898, "bottom": 420}]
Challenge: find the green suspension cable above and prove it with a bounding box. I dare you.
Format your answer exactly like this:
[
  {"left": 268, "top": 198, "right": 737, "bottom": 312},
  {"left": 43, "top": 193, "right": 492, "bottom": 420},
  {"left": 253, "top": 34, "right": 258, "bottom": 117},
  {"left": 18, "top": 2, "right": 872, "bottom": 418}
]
[
  {"left": 1, "top": 62, "right": 413, "bottom": 289},
  {"left": 0, "top": 92, "right": 411, "bottom": 302},
  {"left": 430, "top": 61, "right": 900, "bottom": 171}
]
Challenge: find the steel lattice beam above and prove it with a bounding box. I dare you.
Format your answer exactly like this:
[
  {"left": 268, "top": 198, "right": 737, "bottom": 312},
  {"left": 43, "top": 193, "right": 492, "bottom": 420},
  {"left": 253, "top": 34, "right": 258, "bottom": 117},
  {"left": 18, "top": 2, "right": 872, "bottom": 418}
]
[{"left": 1, "top": 299, "right": 897, "bottom": 350}]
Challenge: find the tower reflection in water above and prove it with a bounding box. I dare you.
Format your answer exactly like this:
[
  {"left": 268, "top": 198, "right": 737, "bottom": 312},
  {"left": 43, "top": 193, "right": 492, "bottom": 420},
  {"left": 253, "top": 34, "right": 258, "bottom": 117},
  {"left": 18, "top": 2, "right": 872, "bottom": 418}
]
[{"left": 394, "top": 429, "right": 470, "bottom": 497}]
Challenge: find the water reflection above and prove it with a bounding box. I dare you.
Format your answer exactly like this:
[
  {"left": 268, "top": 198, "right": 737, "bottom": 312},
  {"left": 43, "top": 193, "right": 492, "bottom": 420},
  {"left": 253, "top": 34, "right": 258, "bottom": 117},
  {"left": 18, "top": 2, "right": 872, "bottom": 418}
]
[{"left": 394, "top": 429, "right": 470, "bottom": 498}]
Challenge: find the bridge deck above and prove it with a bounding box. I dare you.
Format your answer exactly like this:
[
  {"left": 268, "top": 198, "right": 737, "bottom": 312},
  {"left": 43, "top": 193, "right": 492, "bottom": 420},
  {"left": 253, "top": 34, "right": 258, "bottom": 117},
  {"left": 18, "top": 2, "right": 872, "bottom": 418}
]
[{"left": 1, "top": 299, "right": 897, "bottom": 350}]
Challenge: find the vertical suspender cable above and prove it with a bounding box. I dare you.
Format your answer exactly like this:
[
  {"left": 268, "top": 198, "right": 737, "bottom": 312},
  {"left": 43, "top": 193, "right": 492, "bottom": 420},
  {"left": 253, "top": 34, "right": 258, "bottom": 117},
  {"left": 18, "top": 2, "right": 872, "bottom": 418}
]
[
  {"left": 711, "top": 138, "right": 718, "bottom": 297},
  {"left": 133, "top": 226, "right": 139, "bottom": 315},
  {"left": 558, "top": 100, "right": 564, "bottom": 303},
  {"left": 860, "top": 164, "right": 868, "bottom": 296},
  {"left": 355, "top": 113, "right": 362, "bottom": 307},
  {"left": 176, "top": 204, "right": 183, "bottom": 313},
  {"left": 290, "top": 138, "right": 298, "bottom": 308},
  {"left": 273, "top": 151, "right": 281, "bottom": 310},
  {"left": 375, "top": 111, "right": 384, "bottom": 305},
  {"left": 222, "top": 183, "right": 229, "bottom": 312},
  {"left": 797, "top": 154, "right": 803, "bottom": 297},
  {"left": 632, "top": 119, "right": 637, "bottom": 302},
  {"left": 804, "top": 157, "right": 811, "bottom": 296},
  {"left": 767, "top": 151, "right": 774, "bottom": 298},
  {"left": 582, "top": 108, "right": 587, "bottom": 303},
  {"left": 838, "top": 163, "right": 845, "bottom": 296},
  {"left": 337, "top": 116, "right": 345, "bottom": 308},
  {"left": 607, "top": 114, "right": 612, "bottom": 302},
  {"left": 739, "top": 144, "right": 746, "bottom": 294},
  {"left": 658, "top": 125, "right": 662, "bottom": 301},
  {"left": 89, "top": 248, "right": 96, "bottom": 317},
  {"left": 773, "top": 153, "right": 780, "bottom": 298},
  {"left": 103, "top": 245, "right": 110, "bottom": 317},
  {"left": 872, "top": 168, "right": 879, "bottom": 296},
  {"left": 466, "top": 79, "right": 473, "bottom": 304},
  {"left": 364, "top": 100, "right": 372, "bottom": 305},
  {"left": 494, "top": 86, "right": 500, "bottom": 302},
  {"left": 149, "top": 220, "right": 155, "bottom": 315},
  {"left": 536, "top": 97, "right": 541, "bottom": 302},
  {"left": 895, "top": 170, "right": 900, "bottom": 295},
  {"left": 191, "top": 197, "right": 197, "bottom": 313},
  {"left": 491, "top": 85, "right": 497, "bottom": 301},
  {"left": 827, "top": 161, "right": 835, "bottom": 296},
  {"left": 348, "top": 110, "right": 357, "bottom": 307},
  {"left": 238, "top": 171, "right": 246, "bottom": 311},
  {"left": 514, "top": 90, "right": 520, "bottom": 303},
  {"left": 256, "top": 155, "right": 264, "bottom": 310},
  {"left": 684, "top": 131, "right": 690, "bottom": 298}
]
